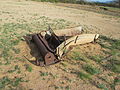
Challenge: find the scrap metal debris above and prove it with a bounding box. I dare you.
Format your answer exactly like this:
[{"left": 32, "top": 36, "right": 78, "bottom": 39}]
[{"left": 27, "top": 26, "right": 99, "bottom": 66}]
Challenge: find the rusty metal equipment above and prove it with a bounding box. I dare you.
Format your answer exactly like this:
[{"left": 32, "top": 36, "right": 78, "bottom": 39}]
[
  {"left": 31, "top": 26, "right": 99, "bottom": 66},
  {"left": 32, "top": 29, "right": 63, "bottom": 66}
]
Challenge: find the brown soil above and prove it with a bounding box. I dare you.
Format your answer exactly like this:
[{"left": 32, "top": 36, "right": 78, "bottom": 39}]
[{"left": 0, "top": 0, "right": 120, "bottom": 90}]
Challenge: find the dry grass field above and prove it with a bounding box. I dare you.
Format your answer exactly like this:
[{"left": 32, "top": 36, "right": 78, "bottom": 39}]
[{"left": 0, "top": 0, "right": 120, "bottom": 90}]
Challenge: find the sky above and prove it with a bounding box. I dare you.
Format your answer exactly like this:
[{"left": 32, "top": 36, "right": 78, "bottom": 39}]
[{"left": 86, "top": 0, "right": 114, "bottom": 3}]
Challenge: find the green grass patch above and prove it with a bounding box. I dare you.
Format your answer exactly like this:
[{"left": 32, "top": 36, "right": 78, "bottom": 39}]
[
  {"left": 0, "top": 77, "right": 28, "bottom": 89},
  {"left": 99, "top": 36, "right": 120, "bottom": 73},
  {"left": 26, "top": 65, "right": 33, "bottom": 72},
  {"left": 8, "top": 65, "right": 20, "bottom": 73},
  {"left": 112, "top": 64, "right": 120, "bottom": 73},
  {"left": 40, "top": 72, "right": 49, "bottom": 76},
  {"left": 83, "top": 64, "right": 101, "bottom": 75},
  {"left": 90, "top": 55, "right": 103, "bottom": 63},
  {"left": 100, "top": 36, "right": 120, "bottom": 51},
  {"left": 104, "top": 58, "right": 120, "bottom": 73},
  {"left": 97, "top": 84, "right": 108, "bottom": 90},
  {"left": 70, "top": 52, "right": 86, "bottom": 61},
  {"left": 77, "top": 72, "right": 91, "bottom": 80}
]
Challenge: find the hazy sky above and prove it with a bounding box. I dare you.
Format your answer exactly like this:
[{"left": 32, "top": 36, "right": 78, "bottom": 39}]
[{"left": 86, "top": 0, "right": 113, "bottom": 3}]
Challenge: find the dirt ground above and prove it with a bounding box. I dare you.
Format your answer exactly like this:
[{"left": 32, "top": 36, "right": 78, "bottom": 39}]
[
  {"left": 1, "top": 0, "right": 120, "bottom": 39},
  {"left": 0, "top": 0, "right": 120, "bottom": 90}
]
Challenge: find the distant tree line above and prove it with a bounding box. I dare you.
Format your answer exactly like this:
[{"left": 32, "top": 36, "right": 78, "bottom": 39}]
[
  {"left": 116, "top": 0, "right": 120, "bottom": 7},
  {"left": 32, "top": 0, "right": 120, "bottom": 8}
]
